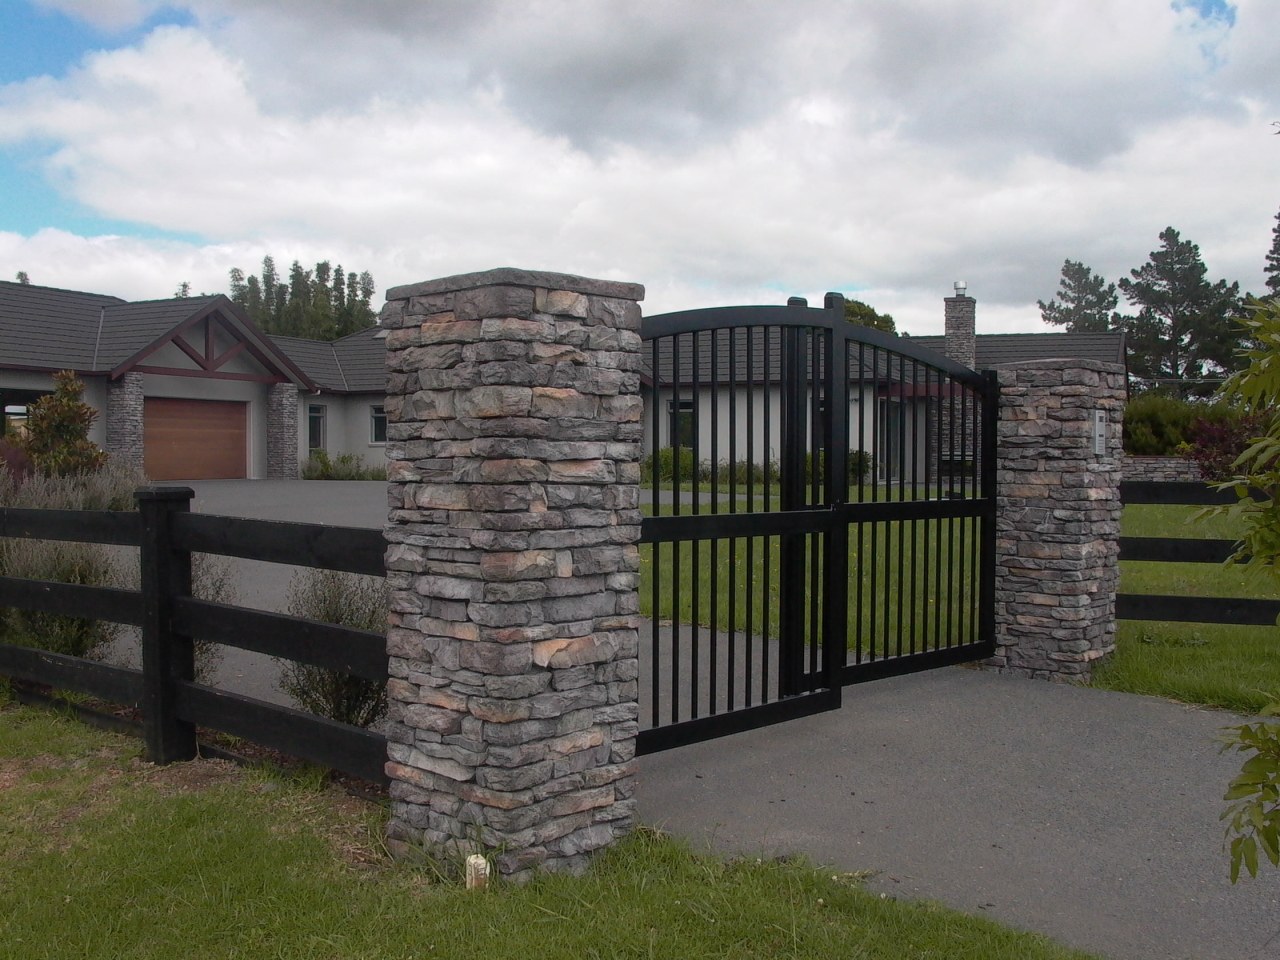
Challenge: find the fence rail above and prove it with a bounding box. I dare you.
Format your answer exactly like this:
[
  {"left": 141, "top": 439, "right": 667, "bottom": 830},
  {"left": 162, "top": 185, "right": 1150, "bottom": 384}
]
[
  {"left": 1117, "top": 480, "right": 1277, "bottom": 630},
  {"left": 0, "top": 486, "right": 388, "bottom": 783}
]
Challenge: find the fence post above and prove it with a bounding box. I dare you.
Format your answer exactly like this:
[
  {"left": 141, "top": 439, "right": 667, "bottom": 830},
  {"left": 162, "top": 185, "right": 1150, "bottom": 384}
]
[
  {"left": 381, "top": 268, "right": 644, "bottom": 879},
  {"left": 989, "top": 360, "right": 1125, "bottom": 680},
  {"left": 136, "top": 485, "right": 197, "bottom": 763}
]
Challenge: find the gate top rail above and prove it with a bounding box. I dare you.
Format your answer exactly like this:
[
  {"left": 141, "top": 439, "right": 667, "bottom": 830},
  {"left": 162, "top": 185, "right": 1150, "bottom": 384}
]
[{"left": 642, "top": 302, "right": 992, "bottom": 389}]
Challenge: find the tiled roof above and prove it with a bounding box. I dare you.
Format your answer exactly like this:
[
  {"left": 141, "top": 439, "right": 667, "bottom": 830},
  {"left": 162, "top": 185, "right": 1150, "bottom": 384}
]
[
  {"left": 1, "top": 281, "right": 313, "bottom": 387},
  {"left": 269, "top": 326, "right": 384, "bottom": 394},
  {"left": 96, "top": 296, "right": 223, "bottom": 370},
  {"left": 911, "top": 331, "right": 1126, "bottom": 368},
  {"left": 0, "top": 282, "right": 125, "bottom": 370}
]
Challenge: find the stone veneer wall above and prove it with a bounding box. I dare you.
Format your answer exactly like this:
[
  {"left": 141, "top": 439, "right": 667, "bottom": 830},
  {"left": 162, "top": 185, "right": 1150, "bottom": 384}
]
[
  {"left": 105, "top": 372, "right": 144, "bottom": 473},
  {"left": 943, "top": 295, "right": 977, "bottom": 370},
  {"left": 990, "top": 359, "right": 1125, "bottom": 681},
  {"left": 379, "top": 268, "right": 644, "bottom": 879},
  {"left": 1122, "top": 455, "right": 1202, "bottom": 483},
  {"left": 266, "top": 383, "right": 299, "bottom": 479}
]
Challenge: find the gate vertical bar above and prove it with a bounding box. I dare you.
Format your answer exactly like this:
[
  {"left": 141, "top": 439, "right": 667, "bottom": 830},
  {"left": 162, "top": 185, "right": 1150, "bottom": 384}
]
[
  {"left": 779, "top": 318, "right": 806, "bottom": 697},
  {"left": 822, "top": 293, "right": 848, "bottom": 702}
]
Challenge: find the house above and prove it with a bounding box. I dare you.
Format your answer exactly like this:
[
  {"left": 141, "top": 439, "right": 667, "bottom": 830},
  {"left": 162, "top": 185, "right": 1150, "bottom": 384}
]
[
  {"left": 0, "top": 280, "right": 1125, "bottom": 482},
  {"left": 642, "top": 292, "right": 1127, "bottom": 482},
  {"left": 0, "top": 281, "right": 387, "bottom": 480}
]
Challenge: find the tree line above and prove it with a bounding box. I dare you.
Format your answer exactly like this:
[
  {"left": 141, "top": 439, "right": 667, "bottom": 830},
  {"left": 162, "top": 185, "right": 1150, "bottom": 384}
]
[
  {"left": 226, "top": 256, "right": 377, "bottom": 341},
  {"left": 1038, "top": 206, "right": 1280, "bottom": 394}
]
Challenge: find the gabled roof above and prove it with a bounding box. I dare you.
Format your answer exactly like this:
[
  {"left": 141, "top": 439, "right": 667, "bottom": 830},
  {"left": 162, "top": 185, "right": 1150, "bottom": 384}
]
[
  {"left": 0, "top": 281, "right": 314, "bottom": 388},
  {"left": 269, "top": 326, "right": 385, "bottom": 394},
  {"left": 911, "top": 331, "right": 1127, "bottom": 368}
]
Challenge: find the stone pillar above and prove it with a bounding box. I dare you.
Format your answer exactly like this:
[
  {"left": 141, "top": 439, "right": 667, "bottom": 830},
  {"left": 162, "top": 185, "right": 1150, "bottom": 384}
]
[
  {"left": 105, "top": 372, "right": 144, "bottom": 474},
  {"left": 380, "top": 268, "right": 644, "bottom": 879},
  {"left": 265, "top": 382, "right": 299, "bottom": 479},
  {"left": 990, "top": 359, "right": 1125, "bottom": 680}
]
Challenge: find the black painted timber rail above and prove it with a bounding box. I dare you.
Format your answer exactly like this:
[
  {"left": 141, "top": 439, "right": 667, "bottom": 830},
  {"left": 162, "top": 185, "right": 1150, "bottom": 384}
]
[
  {"left": 0, "top": 488, "right": 388, "bottom": 783},
  {"left": 1117, "top": 480, "right": 1279, "bottom": 629}
]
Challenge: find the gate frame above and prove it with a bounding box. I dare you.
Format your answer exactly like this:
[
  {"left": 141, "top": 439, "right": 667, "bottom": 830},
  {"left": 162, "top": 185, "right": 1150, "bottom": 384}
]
[{"left": 637, "top": 295, "right": 999, "bottom": 754}]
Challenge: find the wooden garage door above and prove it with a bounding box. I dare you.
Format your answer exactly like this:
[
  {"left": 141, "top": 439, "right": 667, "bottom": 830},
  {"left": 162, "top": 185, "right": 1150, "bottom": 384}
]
[{"left": 144, "top": 398, "right": 247, "bottom": 481}]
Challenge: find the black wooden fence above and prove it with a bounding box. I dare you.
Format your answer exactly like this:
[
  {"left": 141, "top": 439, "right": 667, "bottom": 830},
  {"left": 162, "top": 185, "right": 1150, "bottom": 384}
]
[
  {"left": 0, "top": 486, "right": 389, "bottom": 783},
  {"left": 1117, "top": 481, "right": 1280, "bottom": 628}
]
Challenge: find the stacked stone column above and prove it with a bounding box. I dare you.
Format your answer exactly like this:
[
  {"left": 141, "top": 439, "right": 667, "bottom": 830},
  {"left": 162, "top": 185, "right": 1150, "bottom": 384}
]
[
  {"left": 105, "top": 372, "right": 145, "bottom": 473},
  {"left": 265, "top": 382, "right": 299, "bottom": 479},
  {"left": 990, "top": 359, "right": 1125, "bottom": 680},
  {"left": 380, "top": 268, "right": 643, "bottom": 878}
]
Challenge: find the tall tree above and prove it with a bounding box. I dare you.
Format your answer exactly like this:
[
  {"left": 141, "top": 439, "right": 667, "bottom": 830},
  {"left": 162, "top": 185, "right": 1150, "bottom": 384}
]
[
  {"left": 843, "top": 297, "right": 896, "bottom": 334},
  {"left": 1265, "top": 206, "right": 1280, "bottom": 297},
  {"left": 1038, "top": 260, "right": 1121, "bottom": 332},
  {"left": 15, "top": 271, "right": 30, "bottom": 284},
  {"left": 226, "top": 255, "right": 377, "bottom": 339},
  {"left": 1118, "top": 227, "right": 1242, "bottom": 393},
  {"left": 173, "top": 281, "right": 191, "bottom": 298}
]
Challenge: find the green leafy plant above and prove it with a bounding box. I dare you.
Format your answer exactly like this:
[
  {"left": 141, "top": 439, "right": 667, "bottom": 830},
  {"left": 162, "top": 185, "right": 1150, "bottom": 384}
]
[
  {"left": 1208, "top": 297, "right": 1280, "bottom": 880},
  {"left": 1219, "top": 702, "right": 1280, "bottom": 882},
  {"left": 276, "top": 569, "right": 387, "bottom": 727},
  {"left": 16, "top": 371, "right": 108, "bottom": 476},
  {"left": 1122, "top": 391, "right": 1198, "bottom": 455}
]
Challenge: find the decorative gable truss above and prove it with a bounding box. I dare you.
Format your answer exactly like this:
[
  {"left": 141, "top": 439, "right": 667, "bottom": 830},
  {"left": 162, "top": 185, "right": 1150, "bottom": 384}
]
[{"left": 113, "top": 303, "right": 312, "bottom": 388}]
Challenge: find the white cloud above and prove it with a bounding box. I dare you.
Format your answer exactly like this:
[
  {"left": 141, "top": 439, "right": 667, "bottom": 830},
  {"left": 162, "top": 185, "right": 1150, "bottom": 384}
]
[
  {"left": 1, "top": 0, "right": 1276, "bottom": 336},
  {"left": 33, "top": 0, "right": 168, "bottom": 31}
]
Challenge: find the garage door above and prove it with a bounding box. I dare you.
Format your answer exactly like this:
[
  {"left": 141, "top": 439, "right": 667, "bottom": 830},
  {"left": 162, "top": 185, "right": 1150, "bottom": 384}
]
[{"left": 144, "top": 398, "right": 248, "bottom": 480}]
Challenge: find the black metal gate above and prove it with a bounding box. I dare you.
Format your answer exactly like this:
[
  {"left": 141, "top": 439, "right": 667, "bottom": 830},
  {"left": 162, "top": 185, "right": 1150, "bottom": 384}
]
[{"left": 636, "top": 294, "right": 998, "bottom": 754}]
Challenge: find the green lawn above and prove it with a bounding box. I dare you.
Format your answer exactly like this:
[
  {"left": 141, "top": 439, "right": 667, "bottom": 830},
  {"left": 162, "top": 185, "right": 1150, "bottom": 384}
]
[
  {"left": 0, "top": 702, "right": 1095, "bottom": 960},
  {"left": 1093, "top": 503, "right": 1280, "bottom": 714},
  {"left": 639, "top": 502, "right": 981, "bottom": 658}
]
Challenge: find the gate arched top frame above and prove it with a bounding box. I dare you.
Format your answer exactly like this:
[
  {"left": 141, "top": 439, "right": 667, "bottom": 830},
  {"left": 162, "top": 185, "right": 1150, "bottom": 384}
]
[{"left": 642, "top": 299, "right": 991, "bottom": 390}]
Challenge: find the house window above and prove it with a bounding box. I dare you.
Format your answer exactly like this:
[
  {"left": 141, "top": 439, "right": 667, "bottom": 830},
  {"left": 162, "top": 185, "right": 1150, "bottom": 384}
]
[
  {"left": 370, "top": 404, "right": 387, "bottom": 444},
  {"left": 308, "top": 404, "right": 326, "bottom": 451},
  {"left": 669, "top": 398, "right": 695, "bottom": 449}
]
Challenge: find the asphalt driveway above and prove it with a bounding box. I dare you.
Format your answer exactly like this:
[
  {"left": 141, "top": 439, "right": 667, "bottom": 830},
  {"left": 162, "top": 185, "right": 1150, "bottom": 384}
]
[{"left": 180, "top": 480, "right": 1279, "bottom": 960}]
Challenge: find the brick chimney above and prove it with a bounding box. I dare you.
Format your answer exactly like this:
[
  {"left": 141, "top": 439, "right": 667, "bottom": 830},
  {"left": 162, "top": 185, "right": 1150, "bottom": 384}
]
[{"left": 944, "top": 281, "right": 976, "bottom": 370}]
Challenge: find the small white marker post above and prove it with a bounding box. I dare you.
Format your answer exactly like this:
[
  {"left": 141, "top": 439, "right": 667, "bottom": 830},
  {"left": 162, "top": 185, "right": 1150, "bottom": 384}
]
[{"left": 465, "top": 854, "right": 490, "bottom": 890}]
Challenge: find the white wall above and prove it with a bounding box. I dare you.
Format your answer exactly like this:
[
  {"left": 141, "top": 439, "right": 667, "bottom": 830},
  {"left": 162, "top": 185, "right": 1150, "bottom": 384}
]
[{"left": 298, "top": 392, "right": 387, "bottom": 469}]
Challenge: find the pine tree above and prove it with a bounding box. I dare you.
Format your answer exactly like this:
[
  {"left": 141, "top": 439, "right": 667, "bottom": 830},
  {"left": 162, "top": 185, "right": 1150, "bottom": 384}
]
[
  {"left": 1038, "top": 260, "right": 1120, "bottom": 332},
  {"left": 15, "top": 271, "right": 30, "bottom": 284},
  {"left": 1118, "top": 227, "right": 1243, "bottom": 393},
  {"left": 1265, "top": 206, "right": 1280, "bottom": 297},
  {"left": 843, "top": 298, "right": 896, "bottom": 334}
]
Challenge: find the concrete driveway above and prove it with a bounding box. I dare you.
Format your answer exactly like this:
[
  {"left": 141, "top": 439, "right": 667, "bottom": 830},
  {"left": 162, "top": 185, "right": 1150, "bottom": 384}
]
[{"left": 180, "top": 480, "right": 1279, "bottom": 960}]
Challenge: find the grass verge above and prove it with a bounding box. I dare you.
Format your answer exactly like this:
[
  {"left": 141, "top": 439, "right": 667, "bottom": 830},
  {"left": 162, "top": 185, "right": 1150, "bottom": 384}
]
[
  {"left": 0, "top": 701, "right": 1096, "bottom": 960},
  {"left": 1092, "top": 502, "right": 1280, "bottom": 714}
]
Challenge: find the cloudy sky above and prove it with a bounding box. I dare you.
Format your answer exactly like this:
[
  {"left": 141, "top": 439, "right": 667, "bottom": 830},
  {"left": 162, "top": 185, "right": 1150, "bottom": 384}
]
[{"left": 0, "top": 0, "right": 1275, "bottom": 335}]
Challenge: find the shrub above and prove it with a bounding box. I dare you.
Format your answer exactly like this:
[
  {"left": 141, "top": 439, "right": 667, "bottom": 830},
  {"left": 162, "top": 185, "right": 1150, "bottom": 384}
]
[
  {"left": 15, "top": 371, "right": 107, "bottom": 476},
  {"left": 0, "top": 537, "right": 120, "bottom": 657},
  {"left": 0, "top": 439, "right": 32, "bottom": 482},
  {"left": 301, "top": 450, "right": 386, "bottom": 481},
  {"left": 276, "top": 569, "right": 387, "bottom": 727},
  {"left": 0, "top": 464, "right": 143, "bottom": 657},
  {"left": 803, "top": 450, "right": 872, "bottom": 483},
  {"left": 641, "top": 446, "right": 697, "bottom": 483},
  {"left": 1123, "top": 391, "right": 1200, "bottom": 455},
  {"left": 1186, "top": 408, "right": 1270, "bottom": 482}
]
